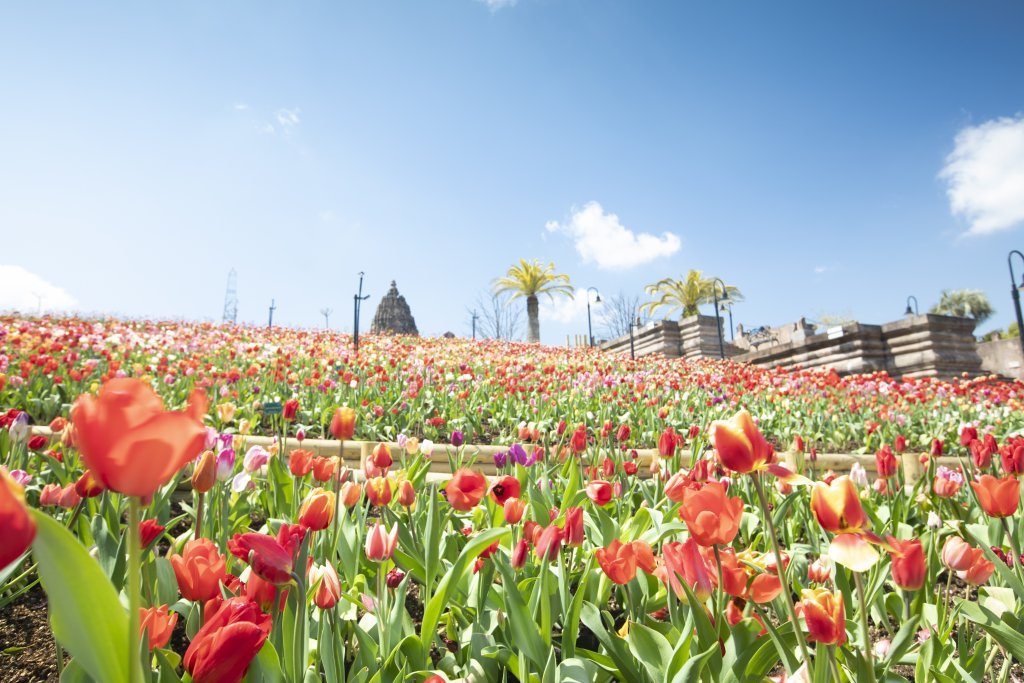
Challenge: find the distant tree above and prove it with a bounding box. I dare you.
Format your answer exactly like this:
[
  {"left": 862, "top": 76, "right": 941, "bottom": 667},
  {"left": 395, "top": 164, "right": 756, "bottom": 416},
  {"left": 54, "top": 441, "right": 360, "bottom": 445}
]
[
  {"left": 600, "top": 291, "right": 645, "bottom": 340},
  {"left": 930, "top": 289, "right": 993, "bottom": 324},
  {"left": 468, "top": 292, "right": 524, "bottom": 341},
  {"left": 641, "top": 269, "right": 743, "bottom": 320},
  {"left": 493, "top": 260, "right": 574, "bottom": 343},
  {"left": 814, "top": 312, "right": 856, "bottom": 327}
]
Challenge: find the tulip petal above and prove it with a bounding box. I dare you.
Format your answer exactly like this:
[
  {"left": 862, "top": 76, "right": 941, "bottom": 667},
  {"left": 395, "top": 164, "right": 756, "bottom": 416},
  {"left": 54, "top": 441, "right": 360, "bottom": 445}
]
[
  {"left": 766, "top": 463, "right": 812, "bottom": 485},
  {"left": 829, "top": 533, "right": 879, "bottom": 572}
]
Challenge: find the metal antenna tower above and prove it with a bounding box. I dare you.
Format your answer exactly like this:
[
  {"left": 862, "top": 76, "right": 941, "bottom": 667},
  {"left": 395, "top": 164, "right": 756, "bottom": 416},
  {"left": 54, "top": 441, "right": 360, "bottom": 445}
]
[
  {"left": 222, "top": 269, "right": 239, "bottom": 324},
  {"left": 320, "top": 307, "right": 333, "bottom": 329}
]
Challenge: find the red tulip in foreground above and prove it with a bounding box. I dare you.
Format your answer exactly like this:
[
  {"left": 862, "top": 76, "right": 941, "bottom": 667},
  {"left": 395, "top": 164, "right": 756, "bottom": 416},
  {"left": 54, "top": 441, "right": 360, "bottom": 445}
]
[
  {"left": 596, "top": 539, "right": 637, "bottom": 584},
  {"left": 0, "top": 467, "right": 35, "bottom": 570},
  {"left": 446, "top": 468, "right": 488, "bottom": 511},
  {"left": 183, "top": 596, "right": 272, "bottom": 683},
  {"left": 798, "top": 588, "right": 847, "bottom": 645},
  {"left": 229, "top": 533, "right": 296, "bottom": 585},
  {"left": 679, "top": 481, "right": 743, "bottom": 547},
  {"left": 970, "top": 475, "right": 1020, "bottom": 518},
  {"left": 887, "top": 537, "right": 926, "bottom": 591},
  {"left": 811, "top": 475, "right": 882, "bottom": 571},
  {"left": 72, "top": 378, "right": 208, "bottom": 498}
]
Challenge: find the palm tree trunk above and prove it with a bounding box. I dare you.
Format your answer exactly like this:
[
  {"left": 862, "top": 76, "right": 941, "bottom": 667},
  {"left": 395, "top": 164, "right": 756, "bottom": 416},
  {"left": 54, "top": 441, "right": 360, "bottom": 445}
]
[{"left": 527, "top": 295, "right": 540, "bottom": 343}]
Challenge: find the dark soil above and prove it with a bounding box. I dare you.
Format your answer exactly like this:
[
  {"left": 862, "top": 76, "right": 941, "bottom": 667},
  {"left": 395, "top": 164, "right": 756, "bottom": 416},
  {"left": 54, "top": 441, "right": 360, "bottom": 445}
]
[{"left": 0, "top": 585, "right": 63, "bottom": 683}]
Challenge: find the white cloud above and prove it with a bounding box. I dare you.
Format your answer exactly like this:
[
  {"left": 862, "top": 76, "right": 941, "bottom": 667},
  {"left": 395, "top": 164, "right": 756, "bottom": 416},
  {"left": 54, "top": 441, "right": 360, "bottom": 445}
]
[
  {"left": 545, "top": 202, "right": 681, "bottom": 270},
  {"left": 233, "top": 102, "right": 248, "bottom": 111},
  {"left": 476, "top": 0, "right": 518, "bottom": 10},
  {"left": 539, "top": 287, "right": 586, "bottom": 324},
  {"left": 814, "top": 265, "right": 827, "bottom": 274},
  {"left": 275, "top": 108, "right": 301, "bottom": 135},
  {"left": 940, "top": 115, "right": 1024, "bottom": 235},
  {"left": 0, "top": 265, "right": 77, "bottom": 313}
]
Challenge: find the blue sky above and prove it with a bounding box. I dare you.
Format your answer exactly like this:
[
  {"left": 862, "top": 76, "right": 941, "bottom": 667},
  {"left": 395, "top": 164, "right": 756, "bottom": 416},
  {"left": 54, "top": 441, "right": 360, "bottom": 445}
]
[{"left": 2, "top": 1, "right": 1024, "bottom": 344}]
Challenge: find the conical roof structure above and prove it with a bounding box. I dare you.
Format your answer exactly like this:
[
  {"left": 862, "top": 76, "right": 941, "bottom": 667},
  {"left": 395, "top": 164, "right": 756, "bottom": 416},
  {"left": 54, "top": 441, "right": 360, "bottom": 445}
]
[{"left": 370, "top": 281, "right": 419, "bottom": 335}]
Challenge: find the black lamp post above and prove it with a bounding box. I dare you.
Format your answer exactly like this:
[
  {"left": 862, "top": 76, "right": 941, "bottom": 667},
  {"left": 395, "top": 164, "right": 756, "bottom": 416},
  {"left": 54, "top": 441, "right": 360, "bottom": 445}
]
[
  {"left": 628, "top": 316, "right": 639, "bottom": 360},
  {"left": 267, "top": 299, "right": 276, "bottom": 328},
  {"left": 1008, "top": 251, "right": 1024, "bottom": 357},
  {"left": 711, "top": 278, "right": 726, "bottom": 359},
  {"left": 471, "top": 310, "right": 479, "bottom": 340},
  {"left": 352, "top": 272, "right": 370, "bottom": 354},
  {"left": 904, "top": 295, "right": 919, "bottom": 316},
  {"left": 586, "top": 287, "right": 601, "bottom": 347}
]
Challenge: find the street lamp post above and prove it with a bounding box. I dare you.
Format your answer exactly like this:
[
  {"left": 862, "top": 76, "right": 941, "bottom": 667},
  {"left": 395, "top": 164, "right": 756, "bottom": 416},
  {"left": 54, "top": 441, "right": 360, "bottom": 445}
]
[
  {"left": 471, "top": 310, "right": 479, "bottom": 340},
  {"left": 904, "top": 296, "right": 919, "bottom": 316},
  {"left": 353, "top": 272, "right": 370, "bottom": 355},
  {"left": 1008, "top": 251, "right": 1024, "bottom": 357},
  {"left": 267, "top": 299, "right": 276, "bottom": 329},
  {"left": 711, "top": 278, "right": 726, "bottom": 360},
  {"left": 628, "top": 316, "right": 639, "bottom": 360},
  {"left": 586, "top": 287, "right": 601, "bottom": 347}
]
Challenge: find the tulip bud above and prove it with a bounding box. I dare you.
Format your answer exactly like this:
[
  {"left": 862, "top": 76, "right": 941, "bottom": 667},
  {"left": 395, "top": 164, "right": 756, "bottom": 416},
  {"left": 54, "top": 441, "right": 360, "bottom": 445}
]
[
  {"left": 340, "top": 481, "right": 363, "bottom": 508},
  {"left": 511, "top": 538, "right": 529, "bottom": 569},
  {"left": 386, "top": 568, "right": 406, "bottom": 589},
  {"left": 192, "top": 450, "right": 217, "bottom": 493},
  {"left": 396, "top": 480, "right": 416, "bottom": 508}
]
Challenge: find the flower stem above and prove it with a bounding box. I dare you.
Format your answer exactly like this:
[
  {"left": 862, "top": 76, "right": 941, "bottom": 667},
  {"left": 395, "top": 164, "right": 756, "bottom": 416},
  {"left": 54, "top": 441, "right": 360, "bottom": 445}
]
[
  {"left": 195, "top": 491, "right": 204, "bottom": 540},
  {"left": 854, "top": 571, "right": 877, "bottom": 683},
  {"left": 752, "top": 473, "right": 813, "bottom": 671},
  {"left": 127, "top": 497, "right": 142, "bottom": 683}
]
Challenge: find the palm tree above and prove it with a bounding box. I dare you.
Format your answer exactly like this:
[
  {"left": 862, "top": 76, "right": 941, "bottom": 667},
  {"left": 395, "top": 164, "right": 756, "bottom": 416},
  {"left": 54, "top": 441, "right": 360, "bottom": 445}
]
[
  {"left": 493, "top": 260, "right": 574, "bottom": 343},
  {"left": 640, "top": 269, "right": 743, "bottom": 320},
  {"left": 930, "top": 289, "right": 993, "bottom": 324}
]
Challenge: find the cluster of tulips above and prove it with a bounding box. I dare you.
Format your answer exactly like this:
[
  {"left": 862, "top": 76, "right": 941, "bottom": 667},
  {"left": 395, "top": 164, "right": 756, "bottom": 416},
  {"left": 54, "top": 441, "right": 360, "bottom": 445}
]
[
  {"left": 1, "top": 319, "right": 1024, "bottom": 681},
  {"left": 4, "top": 314, "right": 1024, "bottom": 455}
]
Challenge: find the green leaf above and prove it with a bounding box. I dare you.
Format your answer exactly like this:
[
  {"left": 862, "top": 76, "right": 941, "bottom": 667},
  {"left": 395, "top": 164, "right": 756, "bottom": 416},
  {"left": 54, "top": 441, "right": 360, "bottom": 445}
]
[
  {"left": 244, "top": 640, "right": 286, "bottom": 683},
  {"left": 625, "top": 621, "right": 673, "bottom": 682},
  {"left": 30, "top": 509, "right": 136, "bottom": 683},
  {"left": 959, "top": 600, "right": 1024, "bottom": 662},
  {"left": 671, "top": 640, "right": 717, "bottom": 683},
  {"left": 493, "top": 554, "right": 549, "bottom": 670},
  {"left": 579, "top": 602, "right": 645, "bottom": 682}
]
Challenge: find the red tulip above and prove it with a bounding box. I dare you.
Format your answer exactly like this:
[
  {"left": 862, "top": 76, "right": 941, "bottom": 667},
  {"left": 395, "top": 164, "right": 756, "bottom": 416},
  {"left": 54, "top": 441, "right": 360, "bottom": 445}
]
[
  {"left": 71, "top": 378, "right": 207, "bottom": 498},
  {"left": 365, "top": 477, "right": 392, "bottom": 506},
  {"left": 445, "top": 469, "right": 487, "bottom": 511},
  {"left": 658, "top": 426, "right": 678, "bottom": 458},
  {"left": 875, "top": 445, "right": 897, "bottom": 479},
  {"left": 298, "top": 488, "right": 335, "bottom": 531},
  {"left": 960, "top": 426, "right": 978, "bottom": 447},
  {"left": 139, "top": 605, "right": 178, "bottom": 650},
  {"left": 73, "top": 469, "right": 104, "bottom": 498},
  {"left": 139, "top": 519, "right": 165, "bottom": 548},
  {"left": 171, "top": 538, "right": 227, "bottom": 601},
  {"left": 562, "top": 506, "right": 585, "bottom": 546},
  {"left": 370, "top": 443, "right": 393, "bottom": 470},
  {"left": 887, "top": 537, "right": 925, "bottom": 591},
  {"left": 282, "top": 399, "right": 299, "bottom": 421},
  {"left": 569, "top": 424, "right": 587, "bottom": 454},
  {"left": 810, "top": 476, "right": 869, "bottom": 534},
  {"left": 396, "top": 480, "right": 416, "bottom": 507},
  {"left": 183, "top": 596, "right": 272, "bottom": 683},
  {"left": 535, "top": 525, "right": 562, "bottom": 562},
  {"left": 0, "top": 468, "right": 35, "bottom": 570},
  {"left": 503, "top": 497, "right": 526, "bottom": 524},
  {"left": 511, "top": 538, "right": 529, "bottom": 569},
  {"left": 586, "top": 480, "right": 613, "bottom": 506},
  {"left": 680, "top": 481, "right": 743, "bottom": 547},
  {"left": 710, "top": 410, "right": 779, "bottom": 475},
  {"left": 596, "top": 539, "right": 637, "bottom": 584},
  {"left": 970, "top": 475, "right": 1020, "bottom": 518},
  {"left": 488, "top": 475, "right": 521, "bottom": 505},
  {"left": 311, "top": 456, "right": 338, "bottom": 483},
  {"left": 657, "top": 539, "right": 714, "bottom": 602},
  {"left": 229, "top": 533, "right": 295, "bottom": 585}
]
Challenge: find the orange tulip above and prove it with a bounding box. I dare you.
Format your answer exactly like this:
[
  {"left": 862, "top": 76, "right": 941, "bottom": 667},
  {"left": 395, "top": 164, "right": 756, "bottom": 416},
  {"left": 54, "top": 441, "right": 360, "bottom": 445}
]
[
  {"left": 562, "top": 507, "right": 585, "bottom": 546},
  {"left": 535, "top": 525, "right": 562, "bottom": 562},
  {"left": 970, "top": 475, "right": 1020, "bottom": 518},
  {"left": 632, "top": 540, "right": 658, "bottom": 574},
  {"left": 0, "top": 468, "right": 35, "bottom": 570},
  {"left": 298, "top": 488, "right": 335, "bottom": 531},
  {"left": 595, "top": 539, "right": 637, "bottom": 584},
  {"left": 680, "top": 482, "right": 743, "bottom": 547},
  {"left": 192, "top": 450, "right": 217, "bottom": 493},
  {"left": 288, "top": 449, "right": 314, "bottom": 477},
  {"left": 887, "top": 537, "right": 925, "bottom": 591},
  {"left": 139, "top": 605, "right": 178, "bottom": 650},
  {"left": 445, "top": 469, "right": 487, "bottom": 512},
  {"left": 370, "top": 443, "right": 393, "bottom": 470},
  {"left": 365, "top": 476, "right": 392, "bottom": 506},
  {"left": 503, "top": 497, "right": 526, "bottom": 524},
  {"left": 72, "top": 378, "right": 207, "bottom": 498},
  {"left": 959, "top": 555, "right": 996, "bottom": 586},
  {"left": 311, "top": 456, "right": 338, "bottom": 483},
  {"left": 330, "top": 407, "right": 356, "bottom": 440},
  {"left": 340, "top": 481, "right": 363, "bottom": 508},
  {"left": 396, "top": 480, "right": 416, "bottom": 507},
  {"left": 810, "top": 476, "right": 869, "bottom": 534},
  {"left": 799, "top": 588, "right": 846, "bottom": 645},
  {"left": 171, "top": 538, "right": 227, "bottom": 601},
  {"left": 663, "top": 471, "right": 692, "bottom": 503},
  {"left": 657, "top": 538, "right": 714, "bottom": 602}
]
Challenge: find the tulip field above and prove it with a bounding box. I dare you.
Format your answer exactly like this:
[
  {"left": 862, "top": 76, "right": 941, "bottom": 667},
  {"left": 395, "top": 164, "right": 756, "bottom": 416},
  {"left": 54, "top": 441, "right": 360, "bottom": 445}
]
[{"left": 3, "top": 315, "right": 1024, "bottom": 682}]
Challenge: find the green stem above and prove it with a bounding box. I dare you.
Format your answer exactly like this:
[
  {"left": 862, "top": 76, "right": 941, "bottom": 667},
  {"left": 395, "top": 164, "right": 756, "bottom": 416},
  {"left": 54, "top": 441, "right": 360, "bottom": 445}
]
[
  {"left": 540, "top": 559, "right": 552, "bottom": 647},
  {"left": 127, "top": 497, "right": 142, "bottom": 683},
  {"left": 332, "top": 440, "right": 344, "bottom": 554},
  {"left": 752, "top": 474, "right": 813, "bottom": 671},
  {"left": 195, "top": 491, "right": 204, "bottom": 540},
  {"left": 854, "top": 571, "right": 876, "bottom": 683}
]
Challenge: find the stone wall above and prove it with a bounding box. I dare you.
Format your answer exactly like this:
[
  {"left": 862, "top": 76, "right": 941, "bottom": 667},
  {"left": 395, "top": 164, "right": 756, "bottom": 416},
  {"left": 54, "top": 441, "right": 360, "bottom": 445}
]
[
  {"left": 600, "top": 316, "right": 742, "bottom": 359},
  {"left": 978, "top": 337, "right": 1024, "bottom": 380},
  {"left": 733, "top": 314, "right": 984, "bottom": 380}
]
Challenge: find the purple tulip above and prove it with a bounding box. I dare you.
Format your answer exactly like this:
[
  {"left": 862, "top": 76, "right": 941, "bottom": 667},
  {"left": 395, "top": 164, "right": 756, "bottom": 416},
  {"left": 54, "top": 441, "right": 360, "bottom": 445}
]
[{"left": 451, "top": 430, "right": 465, "bottom": 448}]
